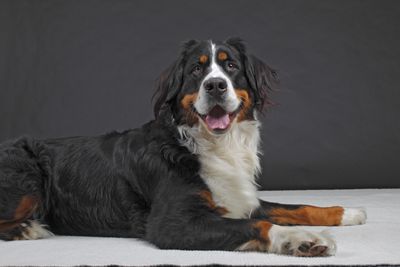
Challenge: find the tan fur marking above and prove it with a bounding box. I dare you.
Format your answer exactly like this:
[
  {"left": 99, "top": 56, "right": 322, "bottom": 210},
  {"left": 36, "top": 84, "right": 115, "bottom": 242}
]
[
  {"left": 14, "top": 196, "right": 38, "bottom": 220},
  {"left": 180, "top": 92, "right": 199, "bottom": 126},
  {"left": 199, "top": 190, "right": 228, "bottom": 215},
  {"left": 0, "top": 196, "right": 38, "bottom": 232},
  {"left": 238, "top": 221, "right": 272, "bottom": 251},
  {"left": 218, "top": 51, "right": 228, "bottom": 61},
  {"left": 269, "top": 206, "right": 344, "bottom": 226},
  {"left": 0, "top": 221, "right": 19, "bottom": 232},
  {"left": 253, "top": 221, "right": 273, "bottom": 241},
  {"left": 235, "top": 89, "right": 252, "bottom": 122},
  {"left": 199, "top": 55, "right": 208, "bottom": 64},
  {"left": 181, "top": 92, "right": 198, "bottom": 110}
]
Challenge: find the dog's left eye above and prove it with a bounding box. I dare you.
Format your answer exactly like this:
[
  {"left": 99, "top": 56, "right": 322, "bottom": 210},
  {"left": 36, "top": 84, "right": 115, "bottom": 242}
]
[{"left": 226, "top": 62, "right": 238, "bottom": 71}]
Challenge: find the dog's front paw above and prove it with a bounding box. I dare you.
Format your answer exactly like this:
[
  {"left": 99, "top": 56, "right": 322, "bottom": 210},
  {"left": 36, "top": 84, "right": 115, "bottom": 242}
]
[
  {"left": 341, "top": 207, "right": 367, "bottom": 226},
  {"left": 268, "top": 225, "right": 336, "bottom": 257}
]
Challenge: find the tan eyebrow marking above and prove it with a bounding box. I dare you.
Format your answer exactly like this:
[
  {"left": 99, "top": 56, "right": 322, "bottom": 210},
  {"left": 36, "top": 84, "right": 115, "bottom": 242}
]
[
  {"left": 218, "top": 51, "right": 228, "bottom": 61},
  {"left": 199, "top": 55, "right": 208, "bottom": 64}
]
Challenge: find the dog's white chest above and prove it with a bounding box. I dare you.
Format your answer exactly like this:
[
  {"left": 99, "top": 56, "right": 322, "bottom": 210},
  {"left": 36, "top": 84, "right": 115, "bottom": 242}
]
[
  {"left": 200, "top": 161, "right": 260, "bottom": 219},
  {"left": 179, "top": 121, "right": 261, "bottom": 219}
]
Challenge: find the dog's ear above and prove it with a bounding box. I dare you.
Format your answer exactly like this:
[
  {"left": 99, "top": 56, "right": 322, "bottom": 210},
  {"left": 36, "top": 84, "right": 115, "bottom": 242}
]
[
  {"left": 152, "top": 59, "right": 184, "bottom": 118},
  {"left": 152, "top": 40, "right": 199, "bottom": 118},
  {"left": 226, "top": 37, "right": 278, "bottom": 112},
  {"left": 244, "top": 55, "right": 278, "bottom": 111}
]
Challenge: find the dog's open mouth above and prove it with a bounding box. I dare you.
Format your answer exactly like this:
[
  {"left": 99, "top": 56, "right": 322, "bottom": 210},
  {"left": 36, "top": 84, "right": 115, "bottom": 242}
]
[{"left": 199, "top": 105, "right": 238, "bottom": 134}]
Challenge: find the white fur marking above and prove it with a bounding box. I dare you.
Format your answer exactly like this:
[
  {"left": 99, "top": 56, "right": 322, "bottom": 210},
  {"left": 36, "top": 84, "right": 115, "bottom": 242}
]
[
  {"left": 19, "top": 220, "right": 53, "bottom": 240},
  {"left": 194, "top": 41, "right": 240, "bottom": 115},
  {"left": 268, "top": 225, "right": 336, "bottom": 256},
  {"left": 341, "top": 207, "right": 367, "bottom": 226},
  {"left": 179, "top": 119, "right": 261, "bottom": 219}
]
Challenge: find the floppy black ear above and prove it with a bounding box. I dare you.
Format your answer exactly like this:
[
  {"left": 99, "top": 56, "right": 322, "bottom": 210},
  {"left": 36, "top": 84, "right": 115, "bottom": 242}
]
[
  {"left": 152, "top": 40, "right": 199, "bottom": 118},
  {"left": 226, "top": 37, "right": 278, "bottom": 112},
  {"left": 152, "top": 59, "right": 184, "bottom": 118},
  {"left": 244, "top": 55, "right": 278, "bottom": 111}
]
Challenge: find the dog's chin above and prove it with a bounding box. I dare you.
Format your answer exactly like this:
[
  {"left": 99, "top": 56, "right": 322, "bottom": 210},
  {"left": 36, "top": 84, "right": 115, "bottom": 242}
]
[{"left": 196, "top": 105, "right": 239, "bottom": 135}]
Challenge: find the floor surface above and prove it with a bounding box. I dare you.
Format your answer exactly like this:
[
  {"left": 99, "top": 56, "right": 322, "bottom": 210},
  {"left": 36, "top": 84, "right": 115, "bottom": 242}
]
[{"left": 1, "top": 189, "right": 399, "bottom": 266}]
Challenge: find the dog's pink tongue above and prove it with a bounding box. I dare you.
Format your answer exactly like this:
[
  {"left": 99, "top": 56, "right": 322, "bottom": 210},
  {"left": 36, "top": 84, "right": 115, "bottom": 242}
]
[{"left": 205, "top": 114, "right": 230, "bottom": 130}]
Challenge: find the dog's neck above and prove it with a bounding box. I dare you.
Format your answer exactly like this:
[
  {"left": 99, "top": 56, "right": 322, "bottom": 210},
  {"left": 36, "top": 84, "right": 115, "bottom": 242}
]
[{"left": 178, "top": 119, "right": 261, "bottom": 218}]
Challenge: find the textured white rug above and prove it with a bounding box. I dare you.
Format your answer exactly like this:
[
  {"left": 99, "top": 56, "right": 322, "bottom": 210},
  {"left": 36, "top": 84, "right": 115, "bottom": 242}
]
[{"left": 0, "top": 189, "right": 399, "bottom": 266}]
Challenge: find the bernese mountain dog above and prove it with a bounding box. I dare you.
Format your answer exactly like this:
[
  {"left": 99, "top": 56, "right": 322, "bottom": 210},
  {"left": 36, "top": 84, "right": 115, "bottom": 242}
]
[{"left": 0, "top": 38, "right": 366, "bottom": 257}]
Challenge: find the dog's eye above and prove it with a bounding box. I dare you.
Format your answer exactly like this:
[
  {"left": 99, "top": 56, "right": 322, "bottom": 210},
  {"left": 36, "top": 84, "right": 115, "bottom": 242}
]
[
  {"left": 192, "top": 65, "right": 202, "bottom": 76},
  {"left": 226, "top": 62, "right": 238, "bottom": 71}
]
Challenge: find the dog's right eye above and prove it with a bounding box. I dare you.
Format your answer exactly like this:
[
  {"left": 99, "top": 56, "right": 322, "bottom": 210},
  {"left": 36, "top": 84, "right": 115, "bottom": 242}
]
[{"left": 191, "top": 65, "right": 202, "bottom": 76}]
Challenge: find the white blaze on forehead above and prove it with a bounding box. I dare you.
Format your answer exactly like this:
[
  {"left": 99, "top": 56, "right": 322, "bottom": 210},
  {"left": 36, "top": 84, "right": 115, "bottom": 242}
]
[
  {"left": 206, "top": 43, "right": 233, "bottom": 85},
  {"left": 193, "top": 41, "right": 240, "bottom": 115}
]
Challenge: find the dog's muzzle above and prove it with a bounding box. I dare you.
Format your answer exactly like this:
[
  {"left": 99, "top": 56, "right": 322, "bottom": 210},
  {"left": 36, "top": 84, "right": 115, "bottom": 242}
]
[{"left": 204, "top": 77, "right": 228, "bottom": 102}]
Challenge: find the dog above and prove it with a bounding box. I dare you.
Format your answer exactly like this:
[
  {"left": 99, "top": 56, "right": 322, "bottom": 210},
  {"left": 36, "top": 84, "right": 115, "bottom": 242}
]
[{"left": 0, "top": 38, "right": 366, "bottom": 257}]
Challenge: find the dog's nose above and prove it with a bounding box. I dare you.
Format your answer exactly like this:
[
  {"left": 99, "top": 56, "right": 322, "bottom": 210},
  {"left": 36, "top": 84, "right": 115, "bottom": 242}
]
[{"left": 204, "top": 78, "right": 228, "bottom": 97}]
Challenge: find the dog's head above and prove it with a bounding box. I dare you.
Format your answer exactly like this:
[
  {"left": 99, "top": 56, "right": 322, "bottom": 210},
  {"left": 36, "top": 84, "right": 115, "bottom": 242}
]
[{"left": 153, "top": 38, "right": 278, "bottom": 135}]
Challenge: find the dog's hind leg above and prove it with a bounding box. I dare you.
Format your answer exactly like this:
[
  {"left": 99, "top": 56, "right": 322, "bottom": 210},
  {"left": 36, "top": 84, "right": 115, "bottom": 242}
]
[
  {"left": 0, "top": 137, "right": 53, "bottom": 240},
  {"left": 0, "top": 196, "right": 52, "bottom": 240},
  {"left": 255, "top": 200, "right": 366, "bottom": 226}
]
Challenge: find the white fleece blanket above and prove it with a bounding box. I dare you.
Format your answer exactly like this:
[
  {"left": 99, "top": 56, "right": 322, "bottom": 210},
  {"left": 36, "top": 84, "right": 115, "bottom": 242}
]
[{"left": 0, "top": 189, "right": 399, "bottom": 266}]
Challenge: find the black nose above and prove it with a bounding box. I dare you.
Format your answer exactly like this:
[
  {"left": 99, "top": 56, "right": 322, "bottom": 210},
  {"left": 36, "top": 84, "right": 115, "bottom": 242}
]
[{"left": 204, "top": 78, "right": 228, "bottom": 97}]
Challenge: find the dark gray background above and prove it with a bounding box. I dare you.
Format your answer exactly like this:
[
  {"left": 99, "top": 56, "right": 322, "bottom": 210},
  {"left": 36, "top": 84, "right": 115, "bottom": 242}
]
[{"left": 1, "top": 0, "right": 399, "bottom": 190}]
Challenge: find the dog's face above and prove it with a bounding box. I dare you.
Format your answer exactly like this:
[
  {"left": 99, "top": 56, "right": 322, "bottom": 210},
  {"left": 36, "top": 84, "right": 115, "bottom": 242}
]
[{"left": 153, "top": 38, "right": 277, "bottom": 135}]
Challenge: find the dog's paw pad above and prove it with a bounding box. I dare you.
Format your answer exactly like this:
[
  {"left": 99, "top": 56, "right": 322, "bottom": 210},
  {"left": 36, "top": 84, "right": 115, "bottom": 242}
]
[
  {"left": 292, "top": 241, "right": 331, "bottom": 257},
  {"left": 309, "top": 244, "right": 328, "bottom": 256}
]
